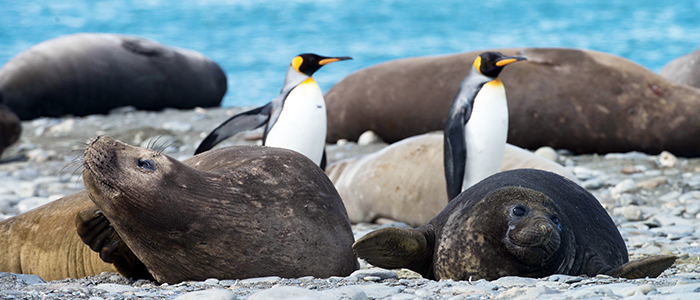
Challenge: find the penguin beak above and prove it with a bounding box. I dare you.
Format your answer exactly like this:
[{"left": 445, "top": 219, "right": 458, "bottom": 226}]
[
  {"left": 319, "top": 56, "right": 353, "bottom": 66},
  {"left": 495, "top": 56, "right": 527, "bottom": 67}
]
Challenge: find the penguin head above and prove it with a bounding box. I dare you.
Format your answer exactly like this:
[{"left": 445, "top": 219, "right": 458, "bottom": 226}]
[
  {"left": 291, "top": 54, "right": 353, "bottom": 76},
  {"left": 474, "top": 52, "right": 527, "bottom": 78}
]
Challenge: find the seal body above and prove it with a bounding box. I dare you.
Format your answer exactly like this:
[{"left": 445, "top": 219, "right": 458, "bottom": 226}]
[
  {"left": 326, "top": 48, "right": 700, "bottom": 156},
  {"left": 0, "top": 33, "right": 226, "bottom": 120},
  {"left": 353, "top": 169, "right": 676, "bottom": 280},
  {"left": 326, "top": 132, "right": 579, "bottom": 227},
  {"left": 660, "top": 45, "right": 700, "bottom": 89},
  {"left": 83, "top": 136, "right": 357, "bottom": 284},
  {"left": 0, "top": 103, "right": 21, "bottom": 157},
  {"left": 0, "top": 191, "right": 115, "bottom": 281}
]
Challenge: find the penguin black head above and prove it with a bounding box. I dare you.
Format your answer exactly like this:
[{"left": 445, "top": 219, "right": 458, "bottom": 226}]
[
  {"left": 474, "top": 52, "right": 527, "bottom": 78},
  {"left": 291, "top": 53, "right": 353, "bottom": 76}
]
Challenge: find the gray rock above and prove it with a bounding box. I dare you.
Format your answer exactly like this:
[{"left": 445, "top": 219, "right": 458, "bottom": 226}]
[
  {"left": 660, "top": 191, "right": 682, "bottom": 202},
  {"left": 247, "top": 286, "right": 325, "bottom": 300},
  {"left": 611, "top": 179, "right": 638, "bottom": 196},
  {"left": 16, "top": 197, "right": 52, "bottom": 213},
  {"left": 321, "top": 286, "right": 368, "bottom": 300},
  {"left": 604, "top": 152, "right": 649, "bottom": 160},
  {"left": 163, "top": 121, "right": 193, "bottom": 132},
  {"left": 95, "top": 283, "right": 138, "bottom": 294},
  {"left": 492, "top": 276, "right": 538, "bottom": 288},
  {"left": 238, "top": 276, "right": 282, "bottom": 286},
  {"left": 494, "top": 286, "right": 559, "bottom": 299},
  {"left": 349, "top": 268, "right": 399, "bottom": 280},
  {"left": 353, "top": 284, "right": 403, "bottom": 299},
  {"left": 622, "top": 205, "right": 644, "bottom": 221},
  {"left": 174, "top": 289, "right": 237, "bottom": 300},
  {"left": 581, "top": 177, "right": 603, "bottom": 190}
]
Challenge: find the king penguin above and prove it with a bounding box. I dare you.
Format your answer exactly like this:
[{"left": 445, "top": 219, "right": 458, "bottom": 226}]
[
  {"left": 444, "top": 52, "right": 526, "bottom": 200},
  {"left": 195, "top": 53, "right": 352, "bottom": 170}
]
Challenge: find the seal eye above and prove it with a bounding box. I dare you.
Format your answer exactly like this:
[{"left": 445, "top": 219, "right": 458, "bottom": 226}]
[
  {"left": 512, "top": 205, "right": 527, "bottom": 217},
  {"left": 551, "top": 215, "right": 561, "bottom": 230},
  {"left": 137, "top": 158, "right": 156, "bottom": 171}
]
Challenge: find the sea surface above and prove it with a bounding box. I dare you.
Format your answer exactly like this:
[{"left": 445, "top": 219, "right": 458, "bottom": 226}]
[{"left": 1, "top": 0, "right": 699, "bottom": 107}]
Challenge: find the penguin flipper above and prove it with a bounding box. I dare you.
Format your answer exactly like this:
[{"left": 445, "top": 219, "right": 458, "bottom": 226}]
[
  {"left": 444, "top": 114, "right": 467, "bottom": 201},
  {"left": 195, "top": 103, "right": 272, "bottom": 155},
  {"left": 320, "top": 149, "right": 327, "bottom": 171}
]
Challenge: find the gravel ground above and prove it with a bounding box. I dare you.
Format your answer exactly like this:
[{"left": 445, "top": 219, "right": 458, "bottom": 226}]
[{"left": 1, "top": 107, "right": 700, "bottom": 299}]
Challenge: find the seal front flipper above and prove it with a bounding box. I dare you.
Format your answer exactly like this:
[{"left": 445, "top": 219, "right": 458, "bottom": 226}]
[
  {"left": 353, "top": 226, "right": 436, "bottom": 279},
  {"left": 194, "top": 103, "right": 272, "bottom": 154},
  {"left": 75, "top": 207, "right": 154, "bottom": 281},
  {"left": 607, "top": 255, "right": 677, "bottom": 279}
]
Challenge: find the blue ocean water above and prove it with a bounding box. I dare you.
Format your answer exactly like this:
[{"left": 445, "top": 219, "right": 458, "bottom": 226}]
[{"left": 1, "top": 0, "right": 699, "bottom": 107}]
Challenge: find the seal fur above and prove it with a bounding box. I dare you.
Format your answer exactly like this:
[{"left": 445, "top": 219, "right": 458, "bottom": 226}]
[
  {"left": 353, "top": 169, "right": 676, "bottom": 280},
  {"left": 82, "top": 136, "right": 358, "bottom": 283}
]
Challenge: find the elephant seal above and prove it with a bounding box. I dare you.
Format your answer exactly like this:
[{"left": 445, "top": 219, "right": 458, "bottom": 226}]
[
  {"left": 0, "top": 191, "right": 115, "bottom": 281},
  {"left": 353, "top": 169, "right": 677, "bottom": 280},
  {"left": 0, "top": 33, "right": 227, "bottom": 120},
  {"left": 0, "top": 104, "right": 21, "bottom": 157},
  {"left": 81, "top": 136, "right": 357, "bottom": 284},
  {"left": 326, "top": 132, "right": 578, "bottom": 226},
  {"left": 326, "top": 48, "right": 700, "bottom": 157},
  {"left": 660, "top": 45, "right": 700, "bottom": 89}
]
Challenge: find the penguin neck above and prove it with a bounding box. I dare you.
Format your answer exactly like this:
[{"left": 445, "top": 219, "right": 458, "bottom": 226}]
[
  {"left": 462, "top": 78, "right": 508, "bottom": 191},
  {"left": 281, "top": 66, "right": 312, "bottom": 93}
]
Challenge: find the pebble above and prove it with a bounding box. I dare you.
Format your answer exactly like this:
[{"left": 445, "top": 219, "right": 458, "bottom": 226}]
[
  {"left": 533, "top": 146, "right": 558, "bottom": 162},
  {"left": 659, "top": 151, "right": 678, "bottom": 168},
  {"left": 357, "top": 130, "right": 384, "bottom": 145},
  {"left": 611, "top": 178, "right": 638, "bottom": 197},
  {"left": 637, "top": 176, "right": 668, "bottom": 189},
  {"left": 174, "top": 289, "right": 238, "bottom": 300}
]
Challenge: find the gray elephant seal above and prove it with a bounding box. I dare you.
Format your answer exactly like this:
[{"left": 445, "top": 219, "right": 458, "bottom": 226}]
[
  {"left": 326, "top": 132, "right": 578, "bottom": 226},
  {"left": 353, "top": 169, "right": 676, "bottom": 280},
  {"left": 326, "top": 48, "right": 700, "bottom": 156},
  {"left": 0, "top": 191, "right": 115, "bottom": 281},
  {"left": 81, "top": 136, "right": 357, "bottom": 284},
  {"left": 0, "top": 103, "right": 20, "bottom": 157},
  {"left": 660, "top": 45, "right": 700, "bottom": 89},
  {"left": 0, "top": 33, "right": 226, "bottom": 120}
]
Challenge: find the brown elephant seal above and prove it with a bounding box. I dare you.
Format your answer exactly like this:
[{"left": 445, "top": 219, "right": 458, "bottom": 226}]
[
  {"left": 0, "top": 33, "right": 226, "bottom": 120},
  {"left": 353, "top": 169, "right": 677, "bottom": 280},
  {"left": 326, "top": 132, "right": 578, "bottom": 227},
  {"left": 81, "top": 136, "right": 357, "bottom": 284},
  {"left": 660, "top": 45, "right": 700, "bottom": 89},
  {"left": 0, "top": 191, "right": 115, "bottom": 281},
  {"left": 0, "top": 103, "right": 21, "bottom": 157},
  {"left": 326, "top": 48, "right": 700, "bottom": 156}
]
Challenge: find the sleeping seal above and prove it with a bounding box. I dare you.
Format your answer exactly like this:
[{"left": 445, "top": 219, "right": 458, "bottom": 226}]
[
  {"left": 81, "top": 136, "right": 357, "bottom": 284},
  {"left": 326, "top": 48, "right": 700, "bottom": 156},
  {"left": 326, "top": 132, "right": 579, "bottom": 226},
  {"left": 0, "top": 33, "right": 226, "bottom": 120},
  {"left": 353, "top": 169, "right": 676, "bottom": 280}
]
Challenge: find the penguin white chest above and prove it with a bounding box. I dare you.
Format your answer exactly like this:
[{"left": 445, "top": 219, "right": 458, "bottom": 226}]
[
  {"left": 265, "top": 78, "right": 327, "bottom": 165},
  {"left": 462, "top": 79, "right": 508, "bottom": 190}
]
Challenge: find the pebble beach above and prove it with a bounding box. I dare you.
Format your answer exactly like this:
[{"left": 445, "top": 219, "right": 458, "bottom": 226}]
[{"left": 1, "top": 106, "right": 700, "bottom": 299}]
